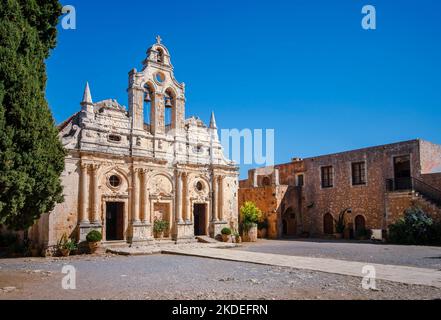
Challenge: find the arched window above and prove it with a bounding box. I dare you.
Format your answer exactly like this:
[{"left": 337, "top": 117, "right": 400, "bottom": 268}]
[
  {"left": 164, "top": 89, "right": 174, "bottom": 131},
  {"left": 323, "top": 213, "right": 334, "bottom": 235},
  {"left": 143, "top": 83, "right": 153, "bottom": 128},
  {"left": 156, "top": 48, "right": 164, "bottom": 63}
]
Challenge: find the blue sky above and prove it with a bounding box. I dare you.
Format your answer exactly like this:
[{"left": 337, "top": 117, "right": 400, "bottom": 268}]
[{"left": 47, "top": 0, "right": 441, "bottom": 178}]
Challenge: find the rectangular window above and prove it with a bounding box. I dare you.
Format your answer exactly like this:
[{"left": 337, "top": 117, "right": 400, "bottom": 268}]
[
  {"left": 296, "top": 174, "right": 304, "bottom": 187},
  {"left": 352, "top": 162, "right": 366, "bottom": 185},
  {"left": 321, "top": 166, "right": 333, "bottom": 188}
]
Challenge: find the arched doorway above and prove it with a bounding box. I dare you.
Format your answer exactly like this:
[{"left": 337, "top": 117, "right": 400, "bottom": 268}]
[
  {"left": 354, "top": 215, "right": 366, "bottom": 233},
  {"left": 323, "top": 213, "right": 334, "bottom": 235},
  {"left": 282, "top": 207, "right": 297, "bottom": 236}
]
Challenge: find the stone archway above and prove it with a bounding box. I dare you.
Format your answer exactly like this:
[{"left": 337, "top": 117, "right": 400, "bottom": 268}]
[
  {"left": 354, "top": 215, "right": 366, "bottom": 233},
  {"left": 282, "top": 207, "right": 297, "bottom": 236},
  {"left": 323, "top": 213, "right": 334, "bottom": 235}
]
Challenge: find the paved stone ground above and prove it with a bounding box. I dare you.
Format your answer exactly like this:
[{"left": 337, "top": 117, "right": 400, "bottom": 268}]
[
  {"left": 235, "top": 239, "right": 441, "bottom": 269},
  {"left": 1, "top": 254, "right": 441, "bottom": 300}
]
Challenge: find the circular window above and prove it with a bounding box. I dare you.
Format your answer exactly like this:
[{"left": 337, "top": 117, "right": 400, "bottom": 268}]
[
  {"left": 196, "top": 181, "right": 204, "bottom": 192},
  {"left": 155, "top": 72, "right": 165, "bottom": 83},
  {"left": 109, "top": 175, "right": 121, "bottom": 188}
]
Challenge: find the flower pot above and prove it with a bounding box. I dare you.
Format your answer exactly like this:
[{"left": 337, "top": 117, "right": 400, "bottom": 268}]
[
  {"left": 155, "top": 231, "right": 164, "bottom": 240},
  {"left": 88, "top": 241, "right": 100, "bottom": 254},
  {"left": 235, "top": 236, "right": 242, "bottom": 244},
  {"left": 221, "top": 234, "right": 231, "bottom": 242},
  {"left": 60, "top": 248, "right": 70, "bottom": 257},
  {"left": 243, "top": 224, "right": 258, "bottom": 242}
]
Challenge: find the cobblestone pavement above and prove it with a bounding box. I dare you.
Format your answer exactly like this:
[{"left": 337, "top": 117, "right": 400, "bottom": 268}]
[
  {"left": 1, "top": 254, "right": 440, "bottom": 300},
  {"left": 234, "top": 239, "right": 441, "bottom": 269}
]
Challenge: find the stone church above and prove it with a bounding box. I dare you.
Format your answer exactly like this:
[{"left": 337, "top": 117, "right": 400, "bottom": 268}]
[{"left": 29, "top": 37, "right": 239, "bottom": 250}]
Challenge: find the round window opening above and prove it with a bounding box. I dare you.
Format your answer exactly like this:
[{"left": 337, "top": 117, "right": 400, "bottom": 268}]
[
  {"left": 155, "top": 72, "right": 165, "bottom": 83},
  {"left": 196, "top": 181, "right": 204, "bottom": 192},
  {"left": 109, "top": 175, "right": 121, "bottom": 188}
]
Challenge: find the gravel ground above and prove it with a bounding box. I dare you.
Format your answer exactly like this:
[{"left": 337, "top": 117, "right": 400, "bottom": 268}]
[
  {"left": 235, "top": 239, "right": 441, "bottom": 269},
  {"left": 0, "top": 254, "right": 440, "bottom": 300}
]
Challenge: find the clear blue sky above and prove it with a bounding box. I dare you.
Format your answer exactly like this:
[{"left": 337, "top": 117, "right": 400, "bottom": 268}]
[{"left": 47, "top": 0, "right": 441, "bottom": 179}]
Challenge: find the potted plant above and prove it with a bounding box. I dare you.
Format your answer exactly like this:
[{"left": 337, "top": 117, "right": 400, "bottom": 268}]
[
  {"left": 153, "top": 218, "right": 169, "bottom": 239},
  {"left": 233, "top": 230, "right": 242, "bottom": 244},
  {"left": 333, "top": 211, "right": 346, "bottom": 239},
  {"left": 257, "top": 218, "right": 269, "bottom": 239},
  {"left": 240, "top": 202, "right": 262, "bottom": 242},
  {"left": 86, "top": 230, "right": 102, "bottom": 254},
  {"left": 221, "top": 227, "right": 232, "bottom": 242},
  {"left": 57, "top": 234, "right": 77, "bottom": 257}
]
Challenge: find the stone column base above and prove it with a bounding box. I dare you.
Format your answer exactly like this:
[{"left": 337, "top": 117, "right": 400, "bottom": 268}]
[
  {"left": 173, "top": 221, "right": 195, "bottom": 242},
  {"left": 128, "top": 222, "right": 154, "bottom": 243},
  {"left": 78, "top": 222, "right": 102, "bottom": 242},
  {"left": 210, "top": 221, "right": 228, "bottom": 239}
]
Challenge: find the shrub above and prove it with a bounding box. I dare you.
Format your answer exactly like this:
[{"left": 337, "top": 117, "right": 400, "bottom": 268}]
[
  {"left": 334, "top": 211, "right": 346, "bottom": 234},
  {"left": 240, "top": 202, "right": 262, "bottom": 225},
  {"left": 153, "top": 218, "right": 169, "bottom": 233},
  {"left": 388, "top": 206, "right": 434, "bottom": 245},
  {"left": 221, "top": 227, "right": 232, "bottom": 235},
  {"left": 57, "top": 234, "right": 78, "bottom": 251},
  {"left": 86, "top": 230, "right": 102, "bottom": 243}
]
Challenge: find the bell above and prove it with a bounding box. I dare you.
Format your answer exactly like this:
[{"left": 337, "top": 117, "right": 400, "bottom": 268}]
[
  {"left": 165, "top": 97, "right": 173, "bottom": 108},
  {"left": 144, "top": 91, "right": 151, "bottom": 103}
]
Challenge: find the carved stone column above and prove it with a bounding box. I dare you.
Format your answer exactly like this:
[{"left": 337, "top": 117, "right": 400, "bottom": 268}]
[
  {"left": 141, "top": 169, "right": 150, "bottom": 224},
  {"left": 182, "top": 172, "right": 189, "bottom": 222},
  {"left": 218, "top": 176, "right": 224, "bottom": 222},
  {"left": 91, "top": 164, "right": 101, "bottom": 224},
  {"left": 176, "top": 171, "right": 183, "bottom": 223},
  {"left": 79, "top": 163, "right": 89, "bottom": 224},
  {"left": 132, "top": 168, "right": 140, "bottom": 223},
  {"left": 212, "top": 176, "right": 218, "bottom": 222}
]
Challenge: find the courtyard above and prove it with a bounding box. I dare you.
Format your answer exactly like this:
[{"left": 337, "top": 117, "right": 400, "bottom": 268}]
[{"left": 0, "top": 240, "right": 440, "bottom": 300}]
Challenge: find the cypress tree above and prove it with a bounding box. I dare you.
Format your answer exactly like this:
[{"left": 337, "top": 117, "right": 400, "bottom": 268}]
[{"left": 0, "top": 0, "right": 65, "bottom": 230}]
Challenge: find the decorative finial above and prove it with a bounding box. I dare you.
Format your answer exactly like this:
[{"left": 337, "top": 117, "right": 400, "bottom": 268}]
[
  {"left": 209, "top": 111, "right": 217, "bottom": 129},
  {"left": 81, "top": 82, "right": 93, "bottom": 106},
  {"left": 156, "top": 35, "right": 162, "bottom": 44}
]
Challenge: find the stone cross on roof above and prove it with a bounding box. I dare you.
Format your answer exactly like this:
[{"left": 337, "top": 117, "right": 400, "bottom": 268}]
[{"left": 156, "top": 35, "right": 162, "bottom": 44}]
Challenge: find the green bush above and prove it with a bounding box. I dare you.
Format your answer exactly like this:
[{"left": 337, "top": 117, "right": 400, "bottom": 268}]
[
  {"left": 221, "top": 227, "right": 232, "bottom": 235},
  {"left": 57, "top": 234, "right": 78, "bottom": 251},
  {"left": 388, "top": 206, "right": 436, "bottom": 245},
  {"left": 153, "top": 219, "right": 169, "bottom": 233},
  {"left": 240, "top": 202, "right": 262, "bottom": 225},
  {"left": 86, "top": 230, "right": 102, "bottom": 243}
]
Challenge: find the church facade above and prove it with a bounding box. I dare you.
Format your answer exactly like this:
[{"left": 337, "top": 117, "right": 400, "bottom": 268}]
[{"left": 29, "top": 38, "right": 239, "bottom": 250}]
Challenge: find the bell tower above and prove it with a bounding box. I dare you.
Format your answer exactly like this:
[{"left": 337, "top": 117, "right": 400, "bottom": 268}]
[{"left": 128, "top": 36, "right": 185, "bottom": 136}]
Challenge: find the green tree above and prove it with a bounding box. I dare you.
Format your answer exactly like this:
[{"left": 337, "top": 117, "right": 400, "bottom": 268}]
[
  {"left": 0, "top": 0, "right": 65, "bottom": 230},
  {"left": 240, "top": 201, "right": 262, "bottom": 230}
]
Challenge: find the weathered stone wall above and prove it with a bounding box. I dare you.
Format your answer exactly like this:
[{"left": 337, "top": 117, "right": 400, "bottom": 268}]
[
  {"left": 422, "top": 173, "right": 441, "bottom": 190},
  {"left": 419, "top": 140, "right": 441, "bottom": 174}
]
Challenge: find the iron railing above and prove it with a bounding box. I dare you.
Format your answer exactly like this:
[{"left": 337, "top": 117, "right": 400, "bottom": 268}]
[{"left": 386, "top": 177, "right": 441, "bottom": 207}]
